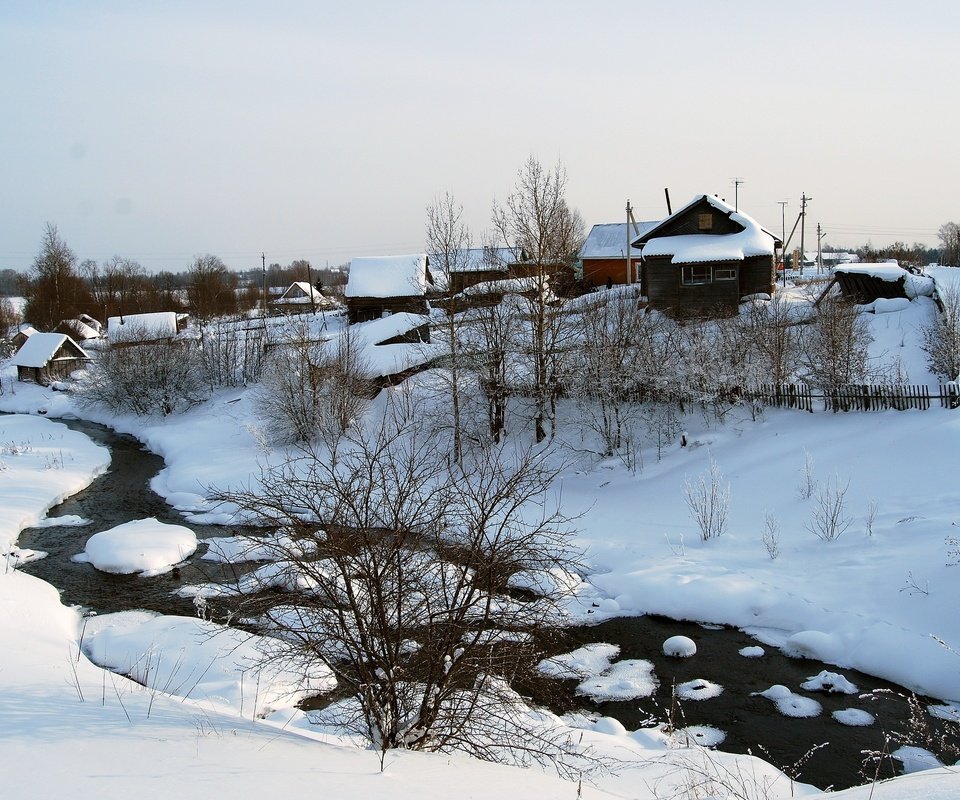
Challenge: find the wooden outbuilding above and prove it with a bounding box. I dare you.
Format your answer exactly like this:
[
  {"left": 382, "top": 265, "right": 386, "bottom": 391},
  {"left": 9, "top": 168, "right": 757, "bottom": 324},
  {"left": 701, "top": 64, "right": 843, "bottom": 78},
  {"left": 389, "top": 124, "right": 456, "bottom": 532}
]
[
  {"left": 579, "top": 221, "right": 659, "bottom": 287},
  {"left": 11, "top": 325, "right": 37, "bottom": 352},
  {"left": 345, "top": 254, "right": 434, "bottom": 327},
  {"left": 55, "top": 318, "right": 102, "bottom": 342},
  {"left": 107, "top": 311, "right": 185, "bottom": 344},
  {"left": 12, "top": 332, "right": 90, "bottom": 385},
  {"left": 816, "top": 264, "right": 935, "bottom": 306},
  {"left": 270, "top": 281, "right": 338, "bottom": 313},
  {"left": 432, "top": 247, "right": 528, "bottom": 295},
  {"left": 632, "top": 195, "right": 781, "bottom": 316}
]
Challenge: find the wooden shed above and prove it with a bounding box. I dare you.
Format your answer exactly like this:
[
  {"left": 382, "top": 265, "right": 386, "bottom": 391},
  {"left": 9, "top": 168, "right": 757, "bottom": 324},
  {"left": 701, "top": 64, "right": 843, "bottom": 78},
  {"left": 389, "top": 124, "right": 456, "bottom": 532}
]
[
  {"left": 107, "top": 311, "right": 185, "bottom": 344},
  {"left": 345, "top": 254, "right": 434, "bottom": 326},
  {"left": 11, "top": 325, "right": 37, "bottom": 352},
  {"left": 270, "top": 281, "right": 338, "bottom": 313},
  {"left": 431, "top": 247, "right": 528, "bottom": 295},
  {"left": 816, "top": 264, "right": 935, "bottom": 306},
  {"left": 632, "top": 195, "right": 781, "bottom": 316},
  {"left": 12, "top": 332, "right": 90, "bottom": 385},
  {"left": 579, "top": 221, "right": 659, "bottom": 287}
]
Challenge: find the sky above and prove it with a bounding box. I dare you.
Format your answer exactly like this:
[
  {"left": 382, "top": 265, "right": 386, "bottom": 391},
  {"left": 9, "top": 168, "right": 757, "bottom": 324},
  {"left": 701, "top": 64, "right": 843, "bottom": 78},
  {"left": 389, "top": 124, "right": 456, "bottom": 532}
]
[{"left": 1, "top": 0, "right": 957, "bottom": 273}]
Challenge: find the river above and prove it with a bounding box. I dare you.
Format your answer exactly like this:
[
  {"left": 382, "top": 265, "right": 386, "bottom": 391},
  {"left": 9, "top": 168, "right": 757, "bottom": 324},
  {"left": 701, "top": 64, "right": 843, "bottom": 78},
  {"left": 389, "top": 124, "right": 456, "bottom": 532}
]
[{"left": 15, "top": 417, "right": 933, "bottom": 790}]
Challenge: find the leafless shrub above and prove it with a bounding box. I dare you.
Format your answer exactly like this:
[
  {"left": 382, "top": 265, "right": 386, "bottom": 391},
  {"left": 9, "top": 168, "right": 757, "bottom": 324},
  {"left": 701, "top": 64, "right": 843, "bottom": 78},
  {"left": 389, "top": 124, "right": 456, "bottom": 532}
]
[
  {"left": 211, "top": 408, "right": 590, "bottom": 774},
  {"left": 797, "top": 448, "right": 817, "bottom": 500},
  {"left": 922, "top": 285, "right": 960, "bottom": 381},
  {"left": 684, "top": 458, "right": 730, "bottom": 542},
  {"left": 762, "top": 512, "right": 781, "bottom": 560},
  {"left": 800, "top": 296, "right": 872, "bottom": 390},
  {"left": 79, "top": 336, "right": 208, "bottom": 416},
  {"left": 864, "top": 498, "right": 879, "bottom": 537},
  {"left": 806, "top": 473, "right": 852, "bottom": 541},
  {"left": 197, "top": 318, "right": 266, "bottom": 388}
]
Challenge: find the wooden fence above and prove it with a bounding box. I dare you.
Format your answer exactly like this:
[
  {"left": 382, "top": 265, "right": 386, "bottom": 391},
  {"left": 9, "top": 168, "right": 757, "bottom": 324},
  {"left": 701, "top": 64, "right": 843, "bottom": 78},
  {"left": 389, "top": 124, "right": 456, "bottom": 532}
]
[{"left": 749, "top": 383, "right": 959, "bottom": 413}]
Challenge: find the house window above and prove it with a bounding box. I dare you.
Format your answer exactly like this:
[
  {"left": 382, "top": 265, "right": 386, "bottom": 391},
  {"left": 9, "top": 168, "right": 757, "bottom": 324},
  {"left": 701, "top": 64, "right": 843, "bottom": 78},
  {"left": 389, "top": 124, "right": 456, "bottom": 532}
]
[
  {"left": 714, "top": 267, "right": 737, "bottom": 281},
  {"left": 698, "top": 213, "right": 713, "bottom": 231},
  {"left": 681, "top": 265, "right": 712, "bottom": 285}
]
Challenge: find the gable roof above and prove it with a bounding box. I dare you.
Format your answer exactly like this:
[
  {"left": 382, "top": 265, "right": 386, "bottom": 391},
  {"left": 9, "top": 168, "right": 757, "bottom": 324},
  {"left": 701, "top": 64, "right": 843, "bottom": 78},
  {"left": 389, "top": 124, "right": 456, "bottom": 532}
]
[
  {"left": 57, "top": 319, "right": 101, "bottom": 340},
  {"left": 580, "top": 221, "right": 660, "bottom": 260},
  {"left": 12, "top": 332, "right": 89, "bottom": 368},
  {"left": 633, "top": 194, "right": 780, "bottom": 264},
  {"left": 346, "top": 254, "right": 432, "bottom": 298},
  {"left": 276, "top": 282, "right": 323, "bottom": 303}
]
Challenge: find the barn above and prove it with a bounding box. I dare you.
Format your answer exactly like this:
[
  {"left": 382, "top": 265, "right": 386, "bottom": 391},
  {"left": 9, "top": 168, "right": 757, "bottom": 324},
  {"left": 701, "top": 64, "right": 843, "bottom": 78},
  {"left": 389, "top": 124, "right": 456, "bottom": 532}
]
[
  {"left": 579, "top": 221, "right": 658, "bottom": 287},
  {"left": 271, "top": 281, "right": 338, "bottom": 312},
  {"left": 107, "top": 311, "right": 185, "bottom": 344},
  {"left": 12, "top": 332, "right": 90, "bottom": 385},
  {"left": 632, "top": 194, "right": 781, "bottom": 316},
  {"left": 345, "top": 254, "right": 434, "bottom": 325}
]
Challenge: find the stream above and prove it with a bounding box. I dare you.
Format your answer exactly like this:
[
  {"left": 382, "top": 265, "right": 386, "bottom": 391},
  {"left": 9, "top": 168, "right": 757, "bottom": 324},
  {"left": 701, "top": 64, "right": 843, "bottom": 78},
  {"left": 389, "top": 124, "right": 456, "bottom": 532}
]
[{"left": 15, "top": 417, "right": 936, "bottom": 790}]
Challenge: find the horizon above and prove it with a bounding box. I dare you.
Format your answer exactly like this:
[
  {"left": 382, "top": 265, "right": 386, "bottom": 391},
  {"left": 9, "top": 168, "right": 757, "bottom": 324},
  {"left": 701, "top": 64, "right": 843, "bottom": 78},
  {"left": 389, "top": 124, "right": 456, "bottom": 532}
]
[{"left": 2, "top": 1, "right": 956, "bottom": 273}]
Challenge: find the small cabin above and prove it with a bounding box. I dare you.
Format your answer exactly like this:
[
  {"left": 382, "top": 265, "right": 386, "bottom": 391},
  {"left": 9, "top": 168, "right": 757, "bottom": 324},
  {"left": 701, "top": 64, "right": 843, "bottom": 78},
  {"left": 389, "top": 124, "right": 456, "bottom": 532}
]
[
  {"left": 579, "top": 221, "right": 659, "bottom": 287},
  {"left": 431, "top": 247, "right": 528, "bottom": 295},
  {"left": 55, "top": 318, "right": 102, "bottom": 342},
  {"left": 270, "top": 281, "right": 338, "bottom": 313},
  {"left": 12, "top": 332, "right": 90, "bottom": 385},
  {"left": 11, "top": 325, "right": 38, "bottom": 352},
  {"left": 345, "top": 254, "right": 433, "bottom": 328},
  {"left": 633, "top": 195, "right": 781, "bottom": 316}
]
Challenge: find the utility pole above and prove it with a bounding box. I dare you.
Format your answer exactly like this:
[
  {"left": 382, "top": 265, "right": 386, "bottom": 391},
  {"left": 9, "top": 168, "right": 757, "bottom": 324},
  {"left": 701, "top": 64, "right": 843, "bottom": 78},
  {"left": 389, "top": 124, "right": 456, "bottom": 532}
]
[
  {"left": 817, "top": 224, "right": 826, "bottom": 274},
  {"left": 799, "top": 193, "right": 811, "bottom": 276},
  {"left": 261, "top": 252, "right": 267, "bottom": 318},
  {"left": 732, "top": 178, "right": 744, "bottom": 212},
  {"left": 625, "top": 199, "right": 640, "bottom": 284},
  {"left": 778, "top": 200, "right": 788, "bottom": 285}
]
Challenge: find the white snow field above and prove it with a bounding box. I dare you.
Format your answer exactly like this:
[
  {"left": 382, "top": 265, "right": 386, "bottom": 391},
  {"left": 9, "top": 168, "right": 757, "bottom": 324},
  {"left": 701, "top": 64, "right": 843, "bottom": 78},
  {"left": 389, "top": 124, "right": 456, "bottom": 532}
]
[{"left": 4, "top": 283, "right": 960, "bottom": 797}]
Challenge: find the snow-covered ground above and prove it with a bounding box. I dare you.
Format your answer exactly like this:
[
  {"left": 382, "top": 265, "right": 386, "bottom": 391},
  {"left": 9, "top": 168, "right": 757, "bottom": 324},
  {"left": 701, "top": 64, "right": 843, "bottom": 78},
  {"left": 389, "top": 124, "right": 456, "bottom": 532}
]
[{"left": 3, "top": 283, "right": 960, "bottom": 797}]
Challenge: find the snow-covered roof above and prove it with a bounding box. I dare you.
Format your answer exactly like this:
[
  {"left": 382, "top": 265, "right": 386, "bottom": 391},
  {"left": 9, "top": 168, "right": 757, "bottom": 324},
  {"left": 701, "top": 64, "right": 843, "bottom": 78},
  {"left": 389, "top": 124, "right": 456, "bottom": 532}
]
[
  {"left": 635, "top": 195, "right": 778, "bottom": 264},
  {"left": 107, "top": 311, "right": 180, "bottom": 342},
  {"left": 346, "top": 254, "right": 431, "bottom": 298},
  {"left": 11, "top": 332, "right": 88, "bottom": 368},
  {"left": 835, "top": 264, "right": 935, "bottom": 299},
  {"left": 58, "top": 319, "right": 101, "bottom": 340},
  {"left": 274, "top": 282, "right": 326, "bottom": 304},
  {"left": 12, "top": 325, "right": 37, "bottom": 340},
  {"left": 580, "top": 221, "right": 660, "bottom": 259}
]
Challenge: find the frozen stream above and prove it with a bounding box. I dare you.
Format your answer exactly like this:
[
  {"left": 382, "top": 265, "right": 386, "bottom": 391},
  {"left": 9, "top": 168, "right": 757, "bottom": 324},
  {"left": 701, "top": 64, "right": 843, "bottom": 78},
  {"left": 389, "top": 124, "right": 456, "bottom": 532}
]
[{"left": 16, "top": 418, "right": 931, "bottom": 790}]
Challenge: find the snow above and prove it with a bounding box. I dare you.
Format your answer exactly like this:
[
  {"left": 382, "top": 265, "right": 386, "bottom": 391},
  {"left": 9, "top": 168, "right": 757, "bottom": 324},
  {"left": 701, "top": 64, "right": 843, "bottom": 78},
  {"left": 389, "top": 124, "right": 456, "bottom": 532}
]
[
  {"left": 11, "top": 331, "right": 88, "bottom": 367},
  {"left": 676, "top": 679, "right": 723, "bottom": 701},
  {"left": 107, "top": 311, "right": 180, "bottom": 342},
  {"left": 801, "top": 670, "right": 859, "bottom": 694},
  {"left": 836, "top": 264, "right": 935, "bottom": 298},
  {"left": 663, "top": 635, "right": 697, "bottom": 657},
  {"left": 672, "top": 725, "right": 726, "bottom": 747},
  {"left": 755, "top": 685, "right": 823, "bottom": 718},
  {"left": 538, "top": 643, "right": 620, "bottom": 679},
  {"left": 739, "top": 645, "right": 765, "bottom": 658},
  {"left": 346, "top": 254, "right": 430, "bottom": 298},
  {"left": 576, "top": 659, "right": 658, "bottom": 701},
  {"left": 832, "top": 708, "right": 875, "bottom": 727},
  {"left": 82, "top": 610, "right": 336, "bottom": 716},
  {"left": 5, "top": 295, "right": 960, "bottom": 797},
  {"left": 580, "top": 221, "right": 659, "bottom": 259},
  {"left": 72, "top": 517, "right": 198, "bottom": 576}
]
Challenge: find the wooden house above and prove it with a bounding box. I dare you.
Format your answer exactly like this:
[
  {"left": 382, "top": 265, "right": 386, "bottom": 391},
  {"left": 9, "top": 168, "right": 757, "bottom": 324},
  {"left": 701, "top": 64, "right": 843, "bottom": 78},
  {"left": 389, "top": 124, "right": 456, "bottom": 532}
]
[
  {"left": 55, "top": 318, "right": 102, "bottom": 342},
  {"left": 107, "top": 311, "right": 185, "bottom": 344},
  {"left": 632, "top": 195, "right": 781, "bottom": 316},
  {"left": 431, "top": 247, "right": 528, "bottom": 295},
  {"left": 579, "top": 221, "right": 659, "bottom": 287},
  {"left": 11, "top": 325, "right": 37, "bottom": 352},
  {"left": 12, "top": 332, "right": 90, "bottom": 385},
  {"left": 270, "top": 281, "right": 338, "bottom": 313},
  {"left": 345, "top": 254, "right": 434, "bottom": 325}
]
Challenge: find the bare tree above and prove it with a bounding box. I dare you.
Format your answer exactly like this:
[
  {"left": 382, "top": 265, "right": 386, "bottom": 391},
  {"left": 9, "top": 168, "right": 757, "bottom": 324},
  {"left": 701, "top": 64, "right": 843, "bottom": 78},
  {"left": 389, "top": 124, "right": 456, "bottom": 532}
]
[
  {"left": 22, "top": 223, "right": 94, "bottom": 330},
  {"left": 922, "top": 285, "right": 960, "bottom": 381},
  {"left": 801, "top": 296, "right": 872, "bottom": 390},
  {"left": 738, "top": 294, "right": 801, "bottom": 385},
  {"left": 211, "top": 409, "right": 585, "bottom": 772},
  {"left": 255, "top": 325, "right": 372, "bottom": 446},
  {"left": 187, "top": 254, "right": 239, "bottom": 321},
  {"left": 426, "top": 192, "right": 472, "bottom": 462},
  {"left": 493, "top": 157, "right": 585, "bottom": 442},
  {"left": 938, "top": 222, "right": 960, "bottom": 266}
]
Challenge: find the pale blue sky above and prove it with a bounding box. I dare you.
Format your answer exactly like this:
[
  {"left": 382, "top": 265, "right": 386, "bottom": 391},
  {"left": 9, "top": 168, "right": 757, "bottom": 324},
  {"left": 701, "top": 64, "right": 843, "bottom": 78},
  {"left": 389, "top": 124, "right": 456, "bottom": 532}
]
[{"left": 1, "top": 1, "right": 956, "bottom": 272}]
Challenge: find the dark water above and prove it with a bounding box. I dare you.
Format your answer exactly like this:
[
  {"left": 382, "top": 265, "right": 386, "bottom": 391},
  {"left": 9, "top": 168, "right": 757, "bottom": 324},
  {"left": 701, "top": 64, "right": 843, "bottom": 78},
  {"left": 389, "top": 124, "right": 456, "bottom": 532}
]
[
  {"left": 561, "top": 615, "right": 923, "bottom": 790},
  {"left": 16, "top": 417, "right": 260, "bottom": 617},
  {"left": 13, "top": 417, "right": 941, "bottom": 790}
]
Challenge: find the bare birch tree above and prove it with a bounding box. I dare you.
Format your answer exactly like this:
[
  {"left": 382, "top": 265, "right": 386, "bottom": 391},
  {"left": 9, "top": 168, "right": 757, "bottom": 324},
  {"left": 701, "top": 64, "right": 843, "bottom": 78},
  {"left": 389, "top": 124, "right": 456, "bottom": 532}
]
[{"left": 493, "top": 157, "right": 585, "bottom": 442}]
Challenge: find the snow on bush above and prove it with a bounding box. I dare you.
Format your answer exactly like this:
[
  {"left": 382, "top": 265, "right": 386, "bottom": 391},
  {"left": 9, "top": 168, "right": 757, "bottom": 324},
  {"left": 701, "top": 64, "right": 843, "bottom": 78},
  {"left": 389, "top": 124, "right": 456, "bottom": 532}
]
[
  {"left": 537, "top": 642, "right": 620, "bottom": 680},
  {"left": 576, "top": 659, "right": 658, "bottom": 701},
  {"left": 832, "top": 708, "right": 875, "bottom": 726},
  {"left": 72, "top": 517, "right": 197, "bottom": 576},
  {"left": 753, "top": 684, "right": 822, "bottom": 718},
  {"left": 663, "top": 635, "right": 697, "bottom": 657},
  {"left": 202, "top": 531, "right": 318, "bottom": 563},
  {"left": 676, "top": 678, "right": 723, "bottom": 701},
  {"left": 801, "top": 670, "right": 858, "bottom": 694}
]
